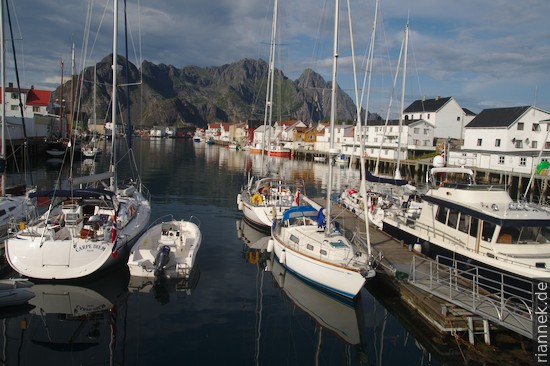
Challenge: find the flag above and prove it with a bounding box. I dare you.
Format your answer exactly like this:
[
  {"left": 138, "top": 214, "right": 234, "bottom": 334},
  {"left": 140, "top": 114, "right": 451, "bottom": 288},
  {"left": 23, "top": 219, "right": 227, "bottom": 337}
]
[
  {"left": 111, "top": 215, "right": 119, "bottom": 258},
  {"left": 294, "top": 189, "right": 301, "bottom": 206},
  {"left": 441, "top": 143, "right": 447, "bottom": 166}
]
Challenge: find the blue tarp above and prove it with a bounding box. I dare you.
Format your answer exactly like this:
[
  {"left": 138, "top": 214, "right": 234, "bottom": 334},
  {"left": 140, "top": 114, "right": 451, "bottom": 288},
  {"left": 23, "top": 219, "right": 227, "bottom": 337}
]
[{"left": 281, "top": 205, "right": 319, "bottom": 221}]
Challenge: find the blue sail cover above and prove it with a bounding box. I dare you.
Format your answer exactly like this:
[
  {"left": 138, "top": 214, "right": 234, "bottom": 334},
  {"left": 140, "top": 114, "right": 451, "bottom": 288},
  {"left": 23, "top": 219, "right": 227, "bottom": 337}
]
[
  {"left": 281, "top": 205, "right": 319, "bottom": 221},
  {"left": 29, "top": 188, "right": 115, "bottom": 199},
  {"left": 365, "top": 170, "right": 408, "bottom": 186}
]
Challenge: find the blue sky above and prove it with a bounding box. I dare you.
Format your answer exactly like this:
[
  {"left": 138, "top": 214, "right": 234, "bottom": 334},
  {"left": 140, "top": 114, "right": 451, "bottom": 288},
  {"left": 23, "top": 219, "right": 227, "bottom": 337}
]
[{"left": 5, "top": 0, "right": 550, "bottom": 118}]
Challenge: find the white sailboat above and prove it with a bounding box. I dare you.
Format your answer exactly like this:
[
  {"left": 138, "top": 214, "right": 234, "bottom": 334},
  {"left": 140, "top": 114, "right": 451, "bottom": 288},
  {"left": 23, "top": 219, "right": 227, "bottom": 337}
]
[
  {"left": 5, "top": 0, "right": 151, "bottom": 280},
  {"left": 268, "top": 0, "right": 376, "bottom": 299},
  {"left": 81, "top": 64, "right": 103, "bottom": 159},
  {"left": 236, "top": 0, "right": 303, "bottom": 232}
]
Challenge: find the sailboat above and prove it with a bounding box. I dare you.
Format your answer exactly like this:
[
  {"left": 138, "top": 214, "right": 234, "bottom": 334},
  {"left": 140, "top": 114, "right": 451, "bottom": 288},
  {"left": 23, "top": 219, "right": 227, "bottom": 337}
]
[
  {"left": 268, "top": 0, "right": 376, "bottom": 299},
  {"left": 236, "top": 0, "right": 303, "bottom": 232},
  {"left": 4, "top": 0, "right": 151, "bottom": 280},
  {"left": 81, "top": 64, "right": 103, "bottom": 159},
  {"left": 339, "top": 18, "right": 416, "bottom": 228},
  {"left": 0, "top": 0, "right": 33, "bottom": 273}
]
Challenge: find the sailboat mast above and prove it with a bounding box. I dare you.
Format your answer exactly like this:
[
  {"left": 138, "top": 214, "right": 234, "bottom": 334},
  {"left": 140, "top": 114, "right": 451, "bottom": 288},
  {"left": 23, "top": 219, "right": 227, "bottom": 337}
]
[
  {"left": 1, "top": 0, "right": 4, "bottom": 195},
  {"left": 326, "top": 0, "right": 340, "bottom": 235},
  {"left": 261, "top": 0, "right": 278, "bottom": 174},
  {"left": 59, "top": 59, "right": 64, "bottom": 138},
  {"left": 110, "top": 0, "right": 118, "bottom": 191},
  {"left": 395, "top": 21, "right": 409, "bottom": 180}
]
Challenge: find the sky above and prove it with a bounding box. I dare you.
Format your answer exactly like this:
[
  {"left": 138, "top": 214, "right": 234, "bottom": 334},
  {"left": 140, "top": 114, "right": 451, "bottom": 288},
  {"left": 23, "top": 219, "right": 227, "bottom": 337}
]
[{"left": 4, "top": 0, "right": 550, "bottom": 119}]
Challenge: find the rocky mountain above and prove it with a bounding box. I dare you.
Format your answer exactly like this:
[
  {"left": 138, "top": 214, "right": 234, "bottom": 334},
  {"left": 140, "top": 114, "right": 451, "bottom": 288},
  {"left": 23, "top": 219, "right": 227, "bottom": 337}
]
[{"left": 57, "top": 55, "right": 368, "bottom": 129}]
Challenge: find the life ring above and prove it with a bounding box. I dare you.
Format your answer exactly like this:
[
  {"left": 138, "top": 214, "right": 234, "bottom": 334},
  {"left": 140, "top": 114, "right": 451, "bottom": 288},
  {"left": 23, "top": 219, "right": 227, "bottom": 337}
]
[{"left": 251, "top": 194, "right": 263, "bottom": 204}]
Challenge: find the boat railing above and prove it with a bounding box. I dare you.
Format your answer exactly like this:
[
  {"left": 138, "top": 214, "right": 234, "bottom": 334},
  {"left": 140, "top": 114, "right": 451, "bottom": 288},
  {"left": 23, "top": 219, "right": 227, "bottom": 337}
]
[
  {"left": 394, "top": 214, "right": 465, "bottom": 248},
  {"left": 409, "top": 254, "right": 536, "bottom": 339}
]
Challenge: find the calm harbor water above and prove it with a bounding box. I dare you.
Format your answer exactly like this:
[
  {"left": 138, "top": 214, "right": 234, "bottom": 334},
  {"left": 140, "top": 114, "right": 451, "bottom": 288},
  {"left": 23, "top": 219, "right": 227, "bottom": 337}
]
[{"left": 0, "top": 138, "right": 530, "bottom": 365}]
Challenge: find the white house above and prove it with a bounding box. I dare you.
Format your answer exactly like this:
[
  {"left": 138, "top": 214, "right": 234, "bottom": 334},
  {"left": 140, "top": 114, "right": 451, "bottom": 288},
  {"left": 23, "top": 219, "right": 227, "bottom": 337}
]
[
  {"left": 448, "top": 106, "right": 550, "bottom": 174},
  {"left": 402, "top": 96, "right": 475, "bottom": 140},
  {"left": 3, "top": 83, "right": 52, "bottom": 140},
  {"left": 360, "top": 119, "right": 436, "bottom": 160}
]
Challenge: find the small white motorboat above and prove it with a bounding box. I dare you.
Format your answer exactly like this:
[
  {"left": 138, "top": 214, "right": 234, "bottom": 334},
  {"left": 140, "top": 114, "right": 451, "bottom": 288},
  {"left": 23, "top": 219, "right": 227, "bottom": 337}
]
[
  {"left": 128, "top": 216, "right": 202, "bottom": 280},
  {"left": 0, "top": 278, "right": 35, "bottom": 307}
]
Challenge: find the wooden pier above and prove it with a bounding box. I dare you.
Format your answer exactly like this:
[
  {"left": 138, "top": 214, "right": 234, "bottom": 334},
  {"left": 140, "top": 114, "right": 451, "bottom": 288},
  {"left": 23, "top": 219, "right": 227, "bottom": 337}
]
[{"left": 310, "top": 196, "right": 534, "bottom": 356}]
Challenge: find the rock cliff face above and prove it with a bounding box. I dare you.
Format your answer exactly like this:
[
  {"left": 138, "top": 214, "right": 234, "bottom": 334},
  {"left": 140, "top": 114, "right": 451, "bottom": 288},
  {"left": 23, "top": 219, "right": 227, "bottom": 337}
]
[{"left": 57, "top": 55, "right": 366, "bottom": 129}]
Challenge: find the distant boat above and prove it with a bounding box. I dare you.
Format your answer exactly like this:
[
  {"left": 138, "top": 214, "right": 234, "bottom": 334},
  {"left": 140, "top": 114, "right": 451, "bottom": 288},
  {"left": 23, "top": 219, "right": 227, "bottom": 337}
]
[
  {"left": 334, "top": 153, "right": 348, "bottom": 164},
  {"left": 267, "top": 142, "right": 291, "bottom": 158},
  {"left": 127, "top": 216, "right": 202, "bottom": 281}
]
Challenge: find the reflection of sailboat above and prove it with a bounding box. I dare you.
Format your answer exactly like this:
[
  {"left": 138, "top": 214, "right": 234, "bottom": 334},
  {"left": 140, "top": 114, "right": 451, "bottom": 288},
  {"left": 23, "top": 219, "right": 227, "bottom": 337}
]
[
  {"left": 271, "top": 258, "right": 363, "bottom": 346},
  {"left": 1, "top": 267, "right": 130, "bottom": 364}
]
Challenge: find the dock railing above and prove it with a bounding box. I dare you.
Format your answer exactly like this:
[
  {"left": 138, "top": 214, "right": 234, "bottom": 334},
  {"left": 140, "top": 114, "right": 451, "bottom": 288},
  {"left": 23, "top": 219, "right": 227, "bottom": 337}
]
[{"left": 409, "top": 255, "right": 536, "bottom": 339}]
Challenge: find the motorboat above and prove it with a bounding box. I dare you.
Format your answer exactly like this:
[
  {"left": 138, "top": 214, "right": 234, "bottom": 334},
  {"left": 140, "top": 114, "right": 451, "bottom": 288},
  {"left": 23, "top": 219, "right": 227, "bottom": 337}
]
[
  {"left": 382, "top": 163, "right": 550, "bottom": 286},
  {"left": 127, "top": 216, "right": 202, "bottom": 280},
  {"left": 237, "top": 176, "right": 304, "bottom": 232},
  {"left": 0, "top": 278, "right": 35, "bottom": 308}
]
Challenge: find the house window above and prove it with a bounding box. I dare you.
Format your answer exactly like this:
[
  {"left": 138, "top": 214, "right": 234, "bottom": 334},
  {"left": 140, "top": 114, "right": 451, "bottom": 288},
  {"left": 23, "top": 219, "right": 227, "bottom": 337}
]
[
  {"left": 477, "top": 138, "right": 482, "bottom": 146},
  {"left": 427, "top": 114, "right": 430, "bottom": 119},
  {"left": 533, "top": 123, "right": 540, "bottom": 131},
  {"left": 424, "top": 129, "right": 429, "bottom": 135},
  {"left": 546, "top": 142, "right": 550, "bottom": 149},
  {"left": 419, "top": 114, "right": 422, "bottom": 119},
  {"left": 517, "top": 122, "right": 524, "bottom": 130},
  {"left": 424, "top": 140, "right": 429, "bottom": 146},
  {"left": 520, "top": 157, "right": 526, "bottom": 166},
  {"left": 10, "top": 105, "right": 17, "bottom": 111},
  {"left": 498, "top": 156, "right": 505, "bottom": 164},
  {"left": 10, "top": 92, "right": 17, "bottom": 99},
  {"left": 532, "top": 141, "right": 538, "bottom": 149},
  {"left": 456, "top": 116, "right": 461, "bottom": 121},
  {"left": 33, "top": 106, "right": 40, "bottom": 113},
  {"left": 414, "top": 128, "right": 419, "bottom": 134},
  {"left": 495, "top": 139, "right": 501, "bottom": 147},
  {"left": 515, "top": 140, "right": 523, "bottom": 148}
]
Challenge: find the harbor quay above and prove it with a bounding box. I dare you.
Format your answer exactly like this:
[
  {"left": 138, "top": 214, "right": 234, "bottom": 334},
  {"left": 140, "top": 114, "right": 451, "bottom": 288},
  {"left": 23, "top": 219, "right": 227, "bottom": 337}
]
[{"left": 309, "top": 196, "right": 537, "bottom": 364}]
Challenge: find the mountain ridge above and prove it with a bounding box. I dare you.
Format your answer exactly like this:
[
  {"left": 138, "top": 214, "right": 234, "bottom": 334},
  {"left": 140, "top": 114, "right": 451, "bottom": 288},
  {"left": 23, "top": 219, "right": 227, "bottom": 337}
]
[{"left": 58, "top": 55, "right": 372, "bottom": 129}]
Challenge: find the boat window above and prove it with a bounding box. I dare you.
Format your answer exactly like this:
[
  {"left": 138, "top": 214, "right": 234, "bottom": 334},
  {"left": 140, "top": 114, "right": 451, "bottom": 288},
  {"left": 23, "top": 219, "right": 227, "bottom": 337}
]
[
  {"left": 436, "top": 207, "right": 448, "bottom": 225},
  {"left": 320, "top": 249, "right": 327, "bottom": 256},
  {"left": 447, "top": 209, "right": 459, "bottom": 229},
  {"left": 307, "top": 244, "right": 314, "bottom": 251},
  {"left": 290, "top": 234, "right": 299, "bottom": 245},
  {"left": 481, "top": 221, "right": 496, "bottom": 242},
  {"left": 0, "top": 209, "right": 5, "bottom": 216},
  {"left": 498, "top": 226, "right": 550, "bottom": 244},
  {"left": 470, "top": 217, "right": 479, "bottom": 238},
  {"left": 458, "top": 213, "right": 470, "bottom": 234}
]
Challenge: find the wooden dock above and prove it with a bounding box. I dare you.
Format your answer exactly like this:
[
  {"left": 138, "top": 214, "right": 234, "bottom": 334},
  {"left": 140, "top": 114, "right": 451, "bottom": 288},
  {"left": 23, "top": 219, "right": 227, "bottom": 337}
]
[{"left": 310, "top": 196, "right": 533, "bottom": 350}]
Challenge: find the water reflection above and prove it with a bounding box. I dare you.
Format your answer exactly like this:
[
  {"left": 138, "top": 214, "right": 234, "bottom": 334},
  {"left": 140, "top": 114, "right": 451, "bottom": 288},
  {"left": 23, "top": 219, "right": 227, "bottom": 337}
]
[{"left": 1, "top": 266, "right": 130, "bottom": 365}]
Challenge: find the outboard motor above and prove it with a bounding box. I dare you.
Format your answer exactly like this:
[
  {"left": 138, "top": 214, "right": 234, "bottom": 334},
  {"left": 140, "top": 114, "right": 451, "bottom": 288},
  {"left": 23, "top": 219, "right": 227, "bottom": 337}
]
[{"left": 154, "top": 245, "right": 171, "bottom": 278}]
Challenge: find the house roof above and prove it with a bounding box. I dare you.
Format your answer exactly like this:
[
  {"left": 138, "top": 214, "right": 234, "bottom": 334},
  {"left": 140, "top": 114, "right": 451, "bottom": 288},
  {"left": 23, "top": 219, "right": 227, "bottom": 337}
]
[
  {"left": 403, "top": 97, "right": 452, "bottom": 113},
  {"left": 465, "top": 106, "right": 531, "bottom": 128},
  {"left": 462, "top": 108, "right": 476, "bottom": 116},
  {"left": 0, "top": 87, "right": 51, "bottom": 105},
  {"left": 25, "top": 89, "right": 51, "bottom": 106}
]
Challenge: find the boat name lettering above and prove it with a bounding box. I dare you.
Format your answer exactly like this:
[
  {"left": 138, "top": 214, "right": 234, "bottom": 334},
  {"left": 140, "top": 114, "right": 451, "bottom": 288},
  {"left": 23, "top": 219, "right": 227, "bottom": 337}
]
[{"left": 75, "top": 243, "right": 107, "bottom": 252}]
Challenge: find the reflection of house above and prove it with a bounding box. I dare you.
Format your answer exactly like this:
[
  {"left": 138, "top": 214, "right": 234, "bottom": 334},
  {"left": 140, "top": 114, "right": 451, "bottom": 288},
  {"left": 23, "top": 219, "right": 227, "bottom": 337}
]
[
  {"left": 3, "top": 83, "right": 51, "bottom": 140},
  {"left": 448, "top": 106, "right": 550, "bottom": 174},
  {"left": 403, "top": 96, "right": 475, "bottom": 140}
]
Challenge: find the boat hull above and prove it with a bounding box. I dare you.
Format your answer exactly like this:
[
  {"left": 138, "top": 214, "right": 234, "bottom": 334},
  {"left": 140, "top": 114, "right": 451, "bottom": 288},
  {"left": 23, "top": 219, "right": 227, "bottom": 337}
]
[
  {"left": 127, "top": 219, "right": 202, "bottom": 279},
  {"left": 6, "top": 191, "right": 151, "bottom": 280},
  {"left": 271, "top": 235, "right": 366, "bottom": 299}
]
